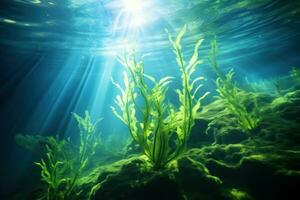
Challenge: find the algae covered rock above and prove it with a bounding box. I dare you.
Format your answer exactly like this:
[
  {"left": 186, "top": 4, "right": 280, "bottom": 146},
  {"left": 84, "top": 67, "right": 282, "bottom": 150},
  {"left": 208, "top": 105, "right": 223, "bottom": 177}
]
[
  {"left": 257, "top": 89, "right": 300, "bottom": 146},
  {"left": 93, "top": 156, "right": 182, "bottom": 200},
  {"left": 194, "top": 94, "right": 256, "bottom": 145},
  {"left": 193, "top": 89, "right": 300, "bottom": 146},
  {"left": 85, "top": 142, "right": 300, "bottom": 200},
  {"left": 17, "top": 85, "right": 300, "bottom": 200},
  {"left": 92, "top": 155, "right": 226, "bottom": 200},
  {"left": 174, "top": 156, "right": 224, "bottom": 200},
  {"left": 186, "top": 144, "right": 300, "bottom": 200},
  {"left": 269, "top": 89, "right": 300, "bottom": 122}
]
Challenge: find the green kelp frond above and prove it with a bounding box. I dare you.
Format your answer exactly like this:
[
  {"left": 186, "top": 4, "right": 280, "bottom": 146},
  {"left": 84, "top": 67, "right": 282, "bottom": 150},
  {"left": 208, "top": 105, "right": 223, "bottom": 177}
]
[
  {"left": 209, "top": 38, "right": 223, "bottom": 79},
  {"left": 112, "top": 25, "right": 209, "bottom": 169},
  {"left": 210, "top": 39, "right": 259, "bottom": 132},
  {"left": 168, "top": 25, "right": 210, "bottom": 148},
  {"left": 216, "top": 69, "right": 259, "bottom": 131},
  {"left": 72, "top": 111, "right": 102, "bottom": 169},
  {"left": 111, "top": 54, "right": 174, "bottom": 169},
  {"left": 35, "top": 111, "right": 102, "bottom": 200},
  {"left": 34, "top": 137, "right": 69, "bottom": 200}
]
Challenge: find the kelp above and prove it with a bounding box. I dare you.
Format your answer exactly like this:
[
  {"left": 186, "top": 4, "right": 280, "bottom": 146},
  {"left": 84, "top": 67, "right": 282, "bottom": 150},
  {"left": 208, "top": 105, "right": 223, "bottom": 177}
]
[
  {"left": 209, "top": 39, "right": 259, "bottom": 132},
  {"left": 34, "top": 137, "right": 69, "bottom": 200},
  {"left": 72, "top": 111, "right": 102, "bottom": 172},
  {"left": 34, "top": 111, "right": 101, "bottom": 200},
  {"left": 111, "top": 25, "right": 209, "bottom": 169}
]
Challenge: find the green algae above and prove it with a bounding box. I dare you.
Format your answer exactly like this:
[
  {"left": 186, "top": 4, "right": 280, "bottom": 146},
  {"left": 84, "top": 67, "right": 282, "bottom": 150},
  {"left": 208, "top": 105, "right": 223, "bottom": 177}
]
[
  {"left": 209, "top": 39, "right": 260, "bottom": 133},
  {"left": 13, "top": 27, "right": 300, "bottom": 200},
  {"left": 24, "top": 68, "right": 300, "bottom": 200},
  {"left": 17, "top": 89, "right": 300, "bottom": 199},
  {"left": 227, "top": 188, "right": 251, "bottom": 200},
  {"left": 111, "top": 25, "right": 209, "bottom": 169},
  {"left": 31, "top": 111, "right": 105, "bottom": 200}
]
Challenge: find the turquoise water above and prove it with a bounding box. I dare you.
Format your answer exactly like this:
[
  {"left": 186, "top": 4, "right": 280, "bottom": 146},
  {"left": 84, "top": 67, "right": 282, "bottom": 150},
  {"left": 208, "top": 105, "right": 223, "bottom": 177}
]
[{"left": 0, "top": 0, "right": 300, "bottom": 199}]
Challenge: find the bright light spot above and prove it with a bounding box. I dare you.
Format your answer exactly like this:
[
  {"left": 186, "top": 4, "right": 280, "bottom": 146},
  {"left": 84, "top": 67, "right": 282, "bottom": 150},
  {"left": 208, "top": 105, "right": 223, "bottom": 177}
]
[
  {"left": 109, "top": 0, "right": 153, "bottom": 30},
  {"left": 130, "top": 15, "right": 147, "bottom": 27},
  {"left": 48, "top": 1, "right": 55, "bottom": 6},
  {"left": 123, "top": 0, "right": 144, "bottom": 13},
  {"left": 2, "top": 18, "right": 16, "bottom": 24},
  {"left": 31, "top": 0, "right": 41, "bottom": 4},
  {"left": 121, "top": 0, "right": 152, "bottom": 28},
  {"left": 105, "top": 0, "right": 159, "bottom": 46}
]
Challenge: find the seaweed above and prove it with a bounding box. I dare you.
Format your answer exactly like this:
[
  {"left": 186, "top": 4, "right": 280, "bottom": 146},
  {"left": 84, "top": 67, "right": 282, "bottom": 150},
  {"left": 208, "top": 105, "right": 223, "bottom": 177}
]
[
  {"left": 34, "top": 137, "right": 70, "bottom": 200},
  {"left": 111, "top": 25, "right": 209, "bottom": 169},
  {"left": 34, "top": 111, "right": 102, "bottom": 200},
  {"left": 72, "top": 111, "right": 102, "bottom": 172},
  {"left": 209, "top": 39, "right": 259, "bottom": 132}
]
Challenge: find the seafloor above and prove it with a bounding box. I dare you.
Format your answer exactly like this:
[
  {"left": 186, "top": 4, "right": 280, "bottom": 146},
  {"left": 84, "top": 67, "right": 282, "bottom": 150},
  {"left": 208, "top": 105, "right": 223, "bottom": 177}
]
[{"left": 15, "top": 83, "right": 300, "bottom": 200}]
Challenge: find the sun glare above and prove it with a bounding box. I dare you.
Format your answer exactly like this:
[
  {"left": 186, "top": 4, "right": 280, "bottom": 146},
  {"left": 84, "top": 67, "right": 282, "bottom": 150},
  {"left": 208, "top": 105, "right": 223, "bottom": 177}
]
[
  {"left": 123, "top": 0, "right": 144, "bottom": 13},
  {"left": 105, "top": 0, "right": 157, "bottom": 51},
  {"left": 117, "top": 0, "right": 153, "bottom": 29}
]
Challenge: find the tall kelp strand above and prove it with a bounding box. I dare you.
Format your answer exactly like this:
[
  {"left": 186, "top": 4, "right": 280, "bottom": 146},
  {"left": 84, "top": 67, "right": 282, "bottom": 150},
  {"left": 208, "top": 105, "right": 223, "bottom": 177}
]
[{"left": 111, "top": 25, "right": 209, "bottom": 169}]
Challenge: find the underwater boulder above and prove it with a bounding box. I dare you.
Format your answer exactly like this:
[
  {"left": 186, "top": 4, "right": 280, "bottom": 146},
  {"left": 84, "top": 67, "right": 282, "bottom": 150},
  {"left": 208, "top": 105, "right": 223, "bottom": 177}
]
[
  {"left": 270, "top": 89, "right": 300, "bottom": 120},
  {"left": 188, "top": 144, "right": 300, "bottom": 200},
  {"left": 189, "top": 119, "right": 215, "bottom": 147},
  {"left": 213, "top": 127, "right": 249, "bottom": 144},
  {"left": 230, "top": 155, "right": 300, "bottom": 200},
  {"left": 174, "top": 156, "right": 226, "bottom": 200},
  {"left": 93, "top": 157, "right": 183, "bottom": 200},
  {"left": 92, "top": 154, "right": 230, "bottom": 200},
  {"left": 255, "top": 89, "right": 300, "bottom": 146}
]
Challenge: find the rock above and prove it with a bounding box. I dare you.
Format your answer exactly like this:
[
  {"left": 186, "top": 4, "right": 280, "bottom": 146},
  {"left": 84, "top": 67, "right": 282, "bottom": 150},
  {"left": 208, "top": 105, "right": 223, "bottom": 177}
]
[
  {"left": 92, "top": 155, "right": 227, "bottom": 200},
  {"left": 189, "top": 144, "right": 300, "bottom": 200},
  {"left": 175, "top": 156, "right": 225, "bottom": 200},
  {"left": 189, "top": 119, "right": 214, "bottom": 147},
  {"left": 93, "top": 156, "right": 181, "bottom": 200},
  {"left": 22, "top": 87, "right": 300, "bottom": 200}
]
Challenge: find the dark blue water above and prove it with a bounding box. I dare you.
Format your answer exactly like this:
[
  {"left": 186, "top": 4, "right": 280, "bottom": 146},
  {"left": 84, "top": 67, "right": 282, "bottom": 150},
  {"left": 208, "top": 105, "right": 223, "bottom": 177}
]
[{"left": 0, "top": 0, "right": 300, "bottom": 197}]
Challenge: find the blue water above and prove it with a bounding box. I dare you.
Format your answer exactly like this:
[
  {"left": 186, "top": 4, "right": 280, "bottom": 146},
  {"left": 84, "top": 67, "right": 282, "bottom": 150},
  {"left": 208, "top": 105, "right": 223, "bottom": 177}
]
[{"left": 0, "top": 0, "right": 300, "bottom": 197}]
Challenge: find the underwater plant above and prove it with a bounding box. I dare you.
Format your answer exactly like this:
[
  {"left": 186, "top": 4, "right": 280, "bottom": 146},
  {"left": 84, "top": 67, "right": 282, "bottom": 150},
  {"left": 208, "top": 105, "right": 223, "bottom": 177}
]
[
  {"left": 34, "top": 137, "right": 69, "bottom": 200},
  {"left": 290, "top": 67, "right": 300, "bottom": 83},
  {"left": 111, "top": 25, "right": 209, "bottom": 169},
  {"left": 35, "top": 111, "right": 101, "bottom": 200},
  {"left": 209, "top": 39, "right": 259, "bottom": 132},
  {"left": 72, "top": 111, "right": 102, "bottom": 172}
]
